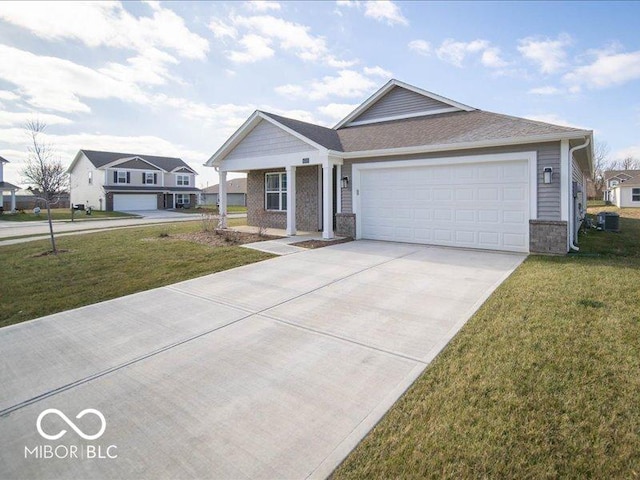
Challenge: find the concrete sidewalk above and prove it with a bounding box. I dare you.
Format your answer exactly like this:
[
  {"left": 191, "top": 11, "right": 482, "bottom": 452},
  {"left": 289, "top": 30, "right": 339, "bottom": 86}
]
[{"left": 0, "top": 241, "right": 525, "bottom": 479}]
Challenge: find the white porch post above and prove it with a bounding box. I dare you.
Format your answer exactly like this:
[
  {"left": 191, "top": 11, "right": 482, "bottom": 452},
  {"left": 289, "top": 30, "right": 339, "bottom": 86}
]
[
  {"left": 286, "top": 165, "right": 296, "bottom": 236},
  {"left": 322, "top": 162, "right": 334, "bottom": 239},
  {"left": 218, "top": 170, "right": 227, "bottom": 228},
  {"left": 10, "top": 190, "right": 16, "bottom": 212}
]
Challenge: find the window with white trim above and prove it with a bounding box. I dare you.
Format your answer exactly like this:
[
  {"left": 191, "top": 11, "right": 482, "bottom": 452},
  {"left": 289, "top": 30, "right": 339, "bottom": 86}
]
[
  {"left": 633, "top": 188, "right": 640, "bottom": 202},
  {"left": 88, "top": 171, "right": 93, "bottom": 185},
  {"left": 115, "top": 171, "right": 128, "bottom": 184},
  {"left": 143, "top": 172, "right": 157, "bottom": 184},
  {"left": 265, "top": 172, "right": 287, "bottom": 211},
  {"left": 610, "top": 180, "right": 619, "bottom": 187},
  {"left": 176, "top": 194, "right": 189, "bottom": 205},
  {"left": 176, "top": 174, "right": 189, "bottom": 186}
]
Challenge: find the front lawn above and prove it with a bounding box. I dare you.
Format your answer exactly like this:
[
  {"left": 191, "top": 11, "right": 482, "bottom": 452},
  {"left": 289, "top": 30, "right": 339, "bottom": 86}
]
[
  {"left": 334, "top": 209, "right": 640, "bottom": 478},
  {"left": 0, "top": 219, "right": 273, "bottom": 328},
  {"left": 0, "top": 208, "right": 135, "bottom": 222},
  {"left": 178, "top": 205, "right": 247, "bottom": 214}
]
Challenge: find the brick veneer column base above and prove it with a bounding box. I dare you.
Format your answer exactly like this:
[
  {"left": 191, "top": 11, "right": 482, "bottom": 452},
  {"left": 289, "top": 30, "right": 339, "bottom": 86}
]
[
  {"left": 529, "top": 220, "right": 568, "bottom": 255},
  {"left": 335, "top": 213, "right": 356, "bottom": 238}
]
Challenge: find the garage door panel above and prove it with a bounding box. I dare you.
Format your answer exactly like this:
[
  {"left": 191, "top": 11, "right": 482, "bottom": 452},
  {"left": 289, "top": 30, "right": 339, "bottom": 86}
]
[
  {"left": 360, "top": 160, "right": 530, "bottom": 253},
  {"left": 113, "top": 194, "right": 157, "bottom": 211}
]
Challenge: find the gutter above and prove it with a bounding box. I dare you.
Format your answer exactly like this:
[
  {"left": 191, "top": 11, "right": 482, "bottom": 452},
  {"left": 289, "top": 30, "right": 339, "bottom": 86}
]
[{"left": 568, "top": 137, "right": 591, "bottom": 251}]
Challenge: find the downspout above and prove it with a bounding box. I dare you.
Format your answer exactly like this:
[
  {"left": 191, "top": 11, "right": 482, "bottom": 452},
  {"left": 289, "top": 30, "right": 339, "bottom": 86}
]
[{"left": 568, "top": 137, "right": 591, "bottom": 251}]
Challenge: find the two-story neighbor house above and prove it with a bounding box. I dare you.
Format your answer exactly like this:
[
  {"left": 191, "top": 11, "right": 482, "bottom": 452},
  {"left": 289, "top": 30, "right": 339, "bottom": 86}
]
[
  {"left": 68, "top": 150, "right": 201, "bottom": 211},
  {"left": 207, "top": 79, "right": 593, "bottom": 255}
]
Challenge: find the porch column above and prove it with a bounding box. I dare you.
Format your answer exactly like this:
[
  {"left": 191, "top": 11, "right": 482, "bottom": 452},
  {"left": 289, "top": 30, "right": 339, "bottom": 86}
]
[
  {"left": 286, "top": 165, "right": 296, "bottom": 236},
  {"left": 218, "top": 170, "right": 227, "bottom": 229},
  {"left": 322, "top": 162, "right": 334, "bottom": 239},
  {"left": 10, "top": 190, "right": 16, "bottom": 212}
]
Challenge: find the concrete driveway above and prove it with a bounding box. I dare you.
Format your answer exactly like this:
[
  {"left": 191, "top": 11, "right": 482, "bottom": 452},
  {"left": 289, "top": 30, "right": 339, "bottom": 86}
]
[{"left": 0, "top": 241, "right": 524, "bottom": 479}]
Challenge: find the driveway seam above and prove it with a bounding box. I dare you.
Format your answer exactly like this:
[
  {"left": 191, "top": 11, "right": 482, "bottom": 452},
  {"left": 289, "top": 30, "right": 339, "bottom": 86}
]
[{"left": 1, "top": 247, "right": 422, "bottom": 418}]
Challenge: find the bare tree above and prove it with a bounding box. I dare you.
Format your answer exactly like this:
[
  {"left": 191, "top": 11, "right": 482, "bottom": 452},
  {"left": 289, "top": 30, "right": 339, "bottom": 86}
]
[
  {"left": 21, "top": 120, "right": 68, "bottom": 254},
  {"left": 617, "top": 156, "right": 640, "bottom": 170},
  {"left": 592, "top": 140, "right": 610, "bottom": 197}
]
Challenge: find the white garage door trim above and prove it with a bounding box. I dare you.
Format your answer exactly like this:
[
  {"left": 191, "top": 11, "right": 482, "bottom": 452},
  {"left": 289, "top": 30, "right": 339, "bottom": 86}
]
[
  {"left": 352, "top": 151, "right": 537, "bottom": 252},
  {"left": 113, "top": 194, "right": 158, "bottom": 211}
]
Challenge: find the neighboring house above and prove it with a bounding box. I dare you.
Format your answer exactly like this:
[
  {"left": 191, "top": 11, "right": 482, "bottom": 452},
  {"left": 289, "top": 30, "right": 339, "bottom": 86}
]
[
  {"left": 4, "top": 189, "right": 70, "bottom": 210},
  {"left": 0, "top": 155, "right": 19, "bottom": 212},
  {"left": 67, "top": 150, "right": 201, "bottom": 211},
  {"left": 207, "top": 79, "right": 593, "bottom": 255},
  {"left": 603, "top": 170, "right": 640, "bottom": 207},
  {"left": 200, "top": 177, "right": 247, "bottom": 206}
]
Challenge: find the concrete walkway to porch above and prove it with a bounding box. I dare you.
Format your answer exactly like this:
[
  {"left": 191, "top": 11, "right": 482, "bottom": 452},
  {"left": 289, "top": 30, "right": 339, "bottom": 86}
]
[{"left": 231, "top": 225, "right": 338, "bottom": 256}]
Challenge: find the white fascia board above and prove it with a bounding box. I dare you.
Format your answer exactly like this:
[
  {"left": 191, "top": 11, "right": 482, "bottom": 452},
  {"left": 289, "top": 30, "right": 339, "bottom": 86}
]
[
  {"left": 206, "top": 111, "right": 262, "bottom": 167},
  {"left": 219, "top": 150, "right": 324, "bottom": 172},
  {"left": 334, "top": 79, "right": 475, "bottom": 129},
  {"left": 100, "top": 156, "right": 167, "bottom": 172},
  {"left": 332, "top": 131, "right": 592, "bottom": 159},
  {"left": 345, "top": 108, "right": 460, "bottom": 127},
  {"left": 170, "top": 166, "right": 197, "bottom": 174}
]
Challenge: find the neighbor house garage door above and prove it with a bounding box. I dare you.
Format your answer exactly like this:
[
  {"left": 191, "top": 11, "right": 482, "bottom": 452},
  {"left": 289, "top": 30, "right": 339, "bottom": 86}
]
[
  {"left": 358, "top": 159, "right": 531, "bottom": 253},
  {"left": 113, "top": 194, "right": 157, "bottom": 211}
]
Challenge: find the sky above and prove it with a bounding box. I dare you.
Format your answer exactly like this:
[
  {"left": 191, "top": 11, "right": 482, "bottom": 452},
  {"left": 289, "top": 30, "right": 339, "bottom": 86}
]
[{"left": 0, "top": 0, "right": 639, "bottom": 188}]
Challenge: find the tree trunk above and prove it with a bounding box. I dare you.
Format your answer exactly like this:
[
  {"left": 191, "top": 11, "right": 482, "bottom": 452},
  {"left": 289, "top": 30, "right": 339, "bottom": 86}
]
[{"left": 46, "top": 200, "right": 57, "bottom": 254}]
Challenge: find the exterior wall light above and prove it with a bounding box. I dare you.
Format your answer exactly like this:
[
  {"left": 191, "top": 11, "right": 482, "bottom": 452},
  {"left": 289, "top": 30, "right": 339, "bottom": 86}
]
[
  {"left": 341, "top": 176, "right": 349, "bottom": 189},
  {"left": 543, "top": 167, "right": 553, "bottom": 184}
]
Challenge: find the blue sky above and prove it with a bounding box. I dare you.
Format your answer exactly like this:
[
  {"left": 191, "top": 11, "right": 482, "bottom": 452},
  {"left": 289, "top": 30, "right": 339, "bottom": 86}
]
[{"left": 0, "top": 0, "right": 639, "bottom": 187}]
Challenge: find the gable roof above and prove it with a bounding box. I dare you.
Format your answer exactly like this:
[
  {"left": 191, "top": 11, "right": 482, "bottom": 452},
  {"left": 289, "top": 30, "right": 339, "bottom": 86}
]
[
  {"left": 203, "top": 177, "right": 247, "bottom": 194},
  {"left": 0, "top": 155, "right": 9, "bottom": 163},
  {"left": 260, "top": 112, "right": 343, "bottom": 151},
  {"left": 335, "top": 79, "right": 475, "bottom": 129},
  {"left": 604, "top": 169, "right": 640, "bottom": 181},
  {"left": 74, "top": 150, "right": 194, "bottom": 173}
]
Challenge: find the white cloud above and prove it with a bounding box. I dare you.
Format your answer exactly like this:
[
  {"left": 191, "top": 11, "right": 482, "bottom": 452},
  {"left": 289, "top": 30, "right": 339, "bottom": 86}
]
[
  {"left": 245, "top": 1, "right": 281, "bottom": 11},
  {"left": 100, "top": 48, "right": 180, "bottom": 87},
  {"left": 0, "top": 90, "right": 19, "bottom": 101},
  {"left": 209, "top": 18, "right": 237, "bottom": 40},
  {"left": 0, "top": 1, "right": 209, "bottom": 60},
  {"left": 363, "top": 65, "right": 392, "bottom": 78},
  {"left": 408, "top": 39, "right": 431, "bottom": 56},
  {"left": 563, "top": 49, "right": 640, "bottom": 90},
  {"left": 436, "top": 39, "right": 506, "bottom": 68},
  {"left": 317, "top": 103, "right": 359, "bottom": 122},
  {"left": 276, "top": 70, "right": 377, "bottom": 101},
  {"left": 524, "top": 113, "right": 588, "bottom": 130},
  {"left": 335, "top": 0, "right": 359, "bottom": 7},
  {"left": 325, "top": 55, "right": 359, "bottom": 68},
  {"left": 228, "top": 34, "right": 275, "bottom": 63},
  {"left": 363, "top": 1, "right": 408, "bottom": 26},
  {"left": 613, "top": 145, "right": 640, "bottom": 161},
  {"left": 0, "top": 111, "right": 73, "bottom": 127},
  {"left": 528, "top": 86, "right": 562, "bottom": 95},
  {"left": 518, "top": 33, "right": 572, "bottom": 74}
]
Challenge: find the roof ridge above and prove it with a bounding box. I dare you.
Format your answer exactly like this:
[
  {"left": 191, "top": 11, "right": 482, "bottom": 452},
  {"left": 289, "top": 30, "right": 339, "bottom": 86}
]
[{"left": 481, "top": 110, "right": 590, "bottom": 132}]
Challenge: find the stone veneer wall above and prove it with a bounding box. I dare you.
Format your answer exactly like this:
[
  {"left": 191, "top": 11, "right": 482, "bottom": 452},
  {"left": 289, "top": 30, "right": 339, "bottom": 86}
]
[
  {"left": 247, "top": 166, "right": 320, "bottom": 232},
  {"left": 529, "top": 220, "right": 567, "bottom": 255},
  {"left": 335, "top": 213, "right": 355, "bottom": 238}
]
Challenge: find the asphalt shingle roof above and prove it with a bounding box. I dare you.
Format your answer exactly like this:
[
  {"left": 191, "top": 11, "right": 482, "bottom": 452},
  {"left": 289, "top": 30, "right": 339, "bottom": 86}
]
[
  {"left": 202, "top": 178, "right": 247, "bottom": 194},
  {"left": 81, "top": 150, "right": 192, "bottom": 171}
]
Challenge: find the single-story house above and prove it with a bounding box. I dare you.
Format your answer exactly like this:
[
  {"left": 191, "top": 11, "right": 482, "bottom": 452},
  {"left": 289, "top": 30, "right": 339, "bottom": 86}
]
[
  {"left": 67, "top": 150, "right": 201, "bottom": 211},
  {"left": 206, "top": 79, "right": 593, "bottom": 254},
  {"left": 200, "top": 177, "right": 247, "bottom": 206},
  {"left": 603, "top": 170, "right": 640, "bottom": 207}
]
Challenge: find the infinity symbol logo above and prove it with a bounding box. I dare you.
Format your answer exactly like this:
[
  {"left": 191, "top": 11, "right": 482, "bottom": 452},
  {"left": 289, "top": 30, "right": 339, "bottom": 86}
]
[{"left": 36, "top": 409, "right": 106, "bottom": 440}]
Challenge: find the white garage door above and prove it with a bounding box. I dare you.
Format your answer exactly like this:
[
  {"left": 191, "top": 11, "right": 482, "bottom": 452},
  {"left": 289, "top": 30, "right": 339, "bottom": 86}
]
[
  {"left": 359, "top": 160, "right": 530, "bottom": 252},
  {"left": 113, "top": 194, "right": 157, "bottom": 211}
]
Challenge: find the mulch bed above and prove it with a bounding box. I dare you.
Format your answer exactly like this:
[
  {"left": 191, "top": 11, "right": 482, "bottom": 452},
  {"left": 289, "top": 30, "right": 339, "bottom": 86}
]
[
  {"left": 173, "top": 230, "right": 279, "bottom": 247},
  {"left": 291, "top": 237, "right": 353, "bottom": 249}
]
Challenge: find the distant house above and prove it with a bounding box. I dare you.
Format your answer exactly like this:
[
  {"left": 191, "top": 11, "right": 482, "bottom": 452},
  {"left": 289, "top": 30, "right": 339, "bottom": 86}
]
[
  {"left": 67, "top": 150, "right": 201, "bottom": 211},
  {"left": 0, "top": 155, "right": 19, "bottom": 212},
  {"left": 200, "top": 178, "right": 247, "bottom": 206},
  {"left": 604, "top": 170, "right": 640, "bottom": 207}
]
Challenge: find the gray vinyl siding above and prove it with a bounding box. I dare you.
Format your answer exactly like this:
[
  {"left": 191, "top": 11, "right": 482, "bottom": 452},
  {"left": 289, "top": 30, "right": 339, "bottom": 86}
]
[
  {"left": 572, "top": 158, "right": 583, "bottom": 184},
  {"left": 341, "top": 141, "right": 562, "bottom": 220},
  {"left": 349, "top": 86, "right": 456, "bottom": 125},
  {"left": 226, "top": 120, "right": 313, "bottom": 160}
]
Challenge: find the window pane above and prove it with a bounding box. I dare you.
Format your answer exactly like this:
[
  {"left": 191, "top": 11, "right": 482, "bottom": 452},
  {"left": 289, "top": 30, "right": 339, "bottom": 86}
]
[
  {"left": 266, "top": 174, "right": 279, "bottom": 191},
  {"left": 281, "top": 173, "right": 287, "bottom": 190},
  {"left": 266, "top": 193, "right": 279, "bottom": 210},
  {"left": 282, "top": 192, "right": 287, "bottom": 210}
]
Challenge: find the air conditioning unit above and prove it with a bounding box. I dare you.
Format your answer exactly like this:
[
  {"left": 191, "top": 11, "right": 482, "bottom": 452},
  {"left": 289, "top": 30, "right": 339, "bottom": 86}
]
[{"left": 597, "top": 212, "right": 620, "bottom": 232}]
